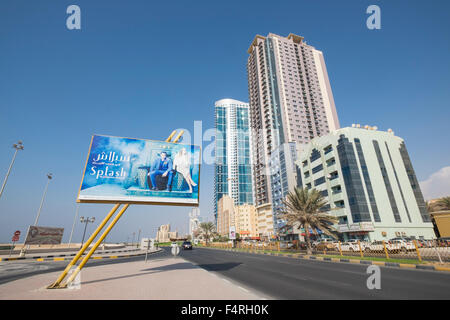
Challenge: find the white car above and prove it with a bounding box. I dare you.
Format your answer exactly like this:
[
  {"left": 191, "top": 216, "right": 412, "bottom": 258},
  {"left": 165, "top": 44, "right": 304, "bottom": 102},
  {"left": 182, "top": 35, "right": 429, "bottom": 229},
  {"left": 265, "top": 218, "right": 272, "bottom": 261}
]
[
  {"left": 367, "top": 240, "right": 414, "bottom": 253},
  {"left": 338, "top": 240, "right": 370, "bottom": 252}
]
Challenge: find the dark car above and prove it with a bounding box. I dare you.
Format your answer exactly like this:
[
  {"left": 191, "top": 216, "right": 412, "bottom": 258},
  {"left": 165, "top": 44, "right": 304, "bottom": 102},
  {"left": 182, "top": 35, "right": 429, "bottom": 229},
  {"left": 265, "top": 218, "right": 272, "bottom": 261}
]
[{"left": 182, "top": 241, "right": 193, "bottom": 250}]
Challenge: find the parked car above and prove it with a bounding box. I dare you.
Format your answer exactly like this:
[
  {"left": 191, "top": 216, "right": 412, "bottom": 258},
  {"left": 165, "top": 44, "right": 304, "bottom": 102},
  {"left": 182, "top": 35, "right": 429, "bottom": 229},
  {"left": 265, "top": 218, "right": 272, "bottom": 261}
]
[
  {"left": 182, "top": 241, "right": 193, "bottom": 250},
  {"left": 280, "top": 242, "right": 294, "bottom": 249},
  {"left": 315, "top": 239, "right": 337, "bottom": 251},
  {"left": 437, "top": 237, "right": 450, "bottom": 247},
  {"left": 339, "top": 242, "right": 360, "bottom": 252},
  {"left": 367, "top": 239, "right": 414, "bottom": 253}
]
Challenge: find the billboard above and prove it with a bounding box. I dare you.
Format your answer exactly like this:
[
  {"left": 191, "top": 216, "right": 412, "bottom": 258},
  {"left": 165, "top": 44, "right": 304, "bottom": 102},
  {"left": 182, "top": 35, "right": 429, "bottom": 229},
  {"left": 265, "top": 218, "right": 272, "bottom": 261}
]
[
  {"left": 77, "top": 135, "right": 200, "bottom": 205},
  {"left": 24, "top": 226, "right": 64, "bottom": 245},
  {"left": 229, "top": 226, "right": 236, "bottom": 240}
]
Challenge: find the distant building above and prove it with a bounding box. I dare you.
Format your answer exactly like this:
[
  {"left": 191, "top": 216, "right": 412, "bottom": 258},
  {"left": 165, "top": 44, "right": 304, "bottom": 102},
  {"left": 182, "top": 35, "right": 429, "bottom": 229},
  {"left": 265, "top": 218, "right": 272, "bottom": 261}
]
[
  {"left": 214, "top": 99, "right": 254, "bottom": 226},
  {"left": 217, "top": 195, "right": 261, "bottom": 239},
  {"left": 216, "top": 195, "right": 235, "bottom": 236},
  {"left": 256, "top": 203, "right": 275, "bottom": 241},
  {"left": 189, "top": 208, "right": 201, "bottom": 239},
  {"left": 156, "top": 224, "right": 178, "bottom": 243},
  {"left": 235, "top": 204, "right": 258, "bottom": 239},
  {"left": 296, "top": 126, "right": 435, "bottom": 241}
]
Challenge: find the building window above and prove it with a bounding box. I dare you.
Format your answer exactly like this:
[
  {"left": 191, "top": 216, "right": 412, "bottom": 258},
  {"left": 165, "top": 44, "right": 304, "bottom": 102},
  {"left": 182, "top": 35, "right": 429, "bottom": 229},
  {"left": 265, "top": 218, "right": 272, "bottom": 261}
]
[
  {"left": 337, "top": 135, "right": 371, "bottom": 223},
  {"left": 385, "top": 142, "right": 412, "bottom": 223},
  {"left": 354, "top": 139, "right": 381, "bottom": 222},
  {"left": 398, "top": 142, "right": 431, "bottom": 222},
  {"left": 314, "top": 176, "right": 326, "bottom": 186},
  {"left": 312, "top": 164, "right": 323, "bottom": 174},
  {"left": 373, "top": 140, "right": 401, "bottom": 223}
]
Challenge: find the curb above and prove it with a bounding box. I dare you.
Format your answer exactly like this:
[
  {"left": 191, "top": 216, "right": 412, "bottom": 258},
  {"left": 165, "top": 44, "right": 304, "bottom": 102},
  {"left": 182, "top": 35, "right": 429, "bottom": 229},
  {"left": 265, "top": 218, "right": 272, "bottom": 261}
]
[
  {"left": 198, "top": 246, "right": 450, "bottom": 273},
  {"left": 0, "top": 249, "right": 161, "bottom": 262},
  {"left": 0, "top": 249, "right": 141, "bottom": 262}
]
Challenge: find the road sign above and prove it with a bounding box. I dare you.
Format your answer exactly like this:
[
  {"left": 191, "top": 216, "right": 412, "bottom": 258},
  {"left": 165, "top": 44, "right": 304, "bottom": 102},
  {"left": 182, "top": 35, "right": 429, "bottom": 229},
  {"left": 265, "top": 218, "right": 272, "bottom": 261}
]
[
  {"left": 14, "top": 230, "right": 21, "bottom": 236},
  {"left": 12, "top": 235, "right": 19, "bottom": 242}
]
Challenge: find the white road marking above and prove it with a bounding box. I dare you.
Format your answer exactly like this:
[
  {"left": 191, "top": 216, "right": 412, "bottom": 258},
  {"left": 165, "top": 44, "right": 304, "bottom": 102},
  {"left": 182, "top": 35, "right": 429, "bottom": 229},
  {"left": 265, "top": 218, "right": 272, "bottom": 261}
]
[{"left": 238, "top": 286, "right": 249, "bottom": 292}]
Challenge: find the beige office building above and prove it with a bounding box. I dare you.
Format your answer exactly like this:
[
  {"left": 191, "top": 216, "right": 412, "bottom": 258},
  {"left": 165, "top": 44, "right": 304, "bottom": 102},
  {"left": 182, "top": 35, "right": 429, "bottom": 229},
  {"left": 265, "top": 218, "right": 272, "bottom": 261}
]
[
  {"left": 256, "top": 203, "right": 275, "bottom": 240},
  {"left": 216, "top": 195, "right": 235, "bottom": 236},
  {"left": 247, "top": 33, "right": 340, "bottom": 232},
  {"left": 235, "top": 204, "right": 258, "bottom": 238}
]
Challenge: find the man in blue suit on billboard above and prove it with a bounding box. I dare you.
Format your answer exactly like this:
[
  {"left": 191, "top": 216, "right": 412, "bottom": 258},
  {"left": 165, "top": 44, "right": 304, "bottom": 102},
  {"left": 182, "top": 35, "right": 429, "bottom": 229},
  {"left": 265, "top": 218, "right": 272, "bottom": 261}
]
[{"left": 148, "top": 152, "right": 173, "bottom": 191}]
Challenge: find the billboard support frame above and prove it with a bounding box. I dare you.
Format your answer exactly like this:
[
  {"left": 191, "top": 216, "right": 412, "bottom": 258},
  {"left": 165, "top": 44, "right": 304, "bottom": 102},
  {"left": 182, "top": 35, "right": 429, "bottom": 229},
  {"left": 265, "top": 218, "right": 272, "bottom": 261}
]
[{"left": 48, "top": 130, "right": 184, "bottom": 289}]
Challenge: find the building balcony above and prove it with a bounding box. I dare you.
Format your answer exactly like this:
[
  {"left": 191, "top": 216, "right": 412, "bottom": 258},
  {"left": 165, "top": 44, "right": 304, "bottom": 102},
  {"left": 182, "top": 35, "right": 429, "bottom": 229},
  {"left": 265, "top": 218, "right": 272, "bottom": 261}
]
[
  {"left": 331, "top": 191, "right": 344, "bottom": 202},
  {"left": 324, "top": 150, "right": 335, "bottom": 161},
  {"left": 326, "top": 163, "right": 337, "bottom": 173},
  {"left": 330, "top": 207, "right": 347, "bottom": 218},
  {"left": 329, "top": 177, "right": 341, "bottom": 188}
]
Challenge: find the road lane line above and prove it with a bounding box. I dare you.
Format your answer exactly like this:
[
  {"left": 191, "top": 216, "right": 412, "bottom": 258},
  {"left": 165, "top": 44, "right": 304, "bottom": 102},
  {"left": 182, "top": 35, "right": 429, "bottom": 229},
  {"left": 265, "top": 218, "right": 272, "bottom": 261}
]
[{"left": 238, "top": 286, "right": 249, "bottom": 292}]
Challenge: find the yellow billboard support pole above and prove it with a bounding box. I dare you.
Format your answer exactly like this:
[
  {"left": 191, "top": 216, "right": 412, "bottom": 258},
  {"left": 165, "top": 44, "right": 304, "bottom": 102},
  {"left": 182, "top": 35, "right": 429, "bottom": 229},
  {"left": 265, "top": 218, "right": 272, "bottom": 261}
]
[
  {"left": 47, "top": 203, "right": 121, "bottom": 289},
  {"left": 61, "top": 204, "right": 130, "bottom": 288},
  {"left": 413, "top": 240, "right": 422, "bottom": 262},
  {"left": 166, "top": 130, "right": 177, "bottom": 142},
  {"left": 358, "top": 240, "right": 363, "bottom": 258},
  {"left": 173, "top": 130, "right": 184, "bottom": 143},
  {"left": 382, "top": 240, "right": 390, "bottom": 260}
]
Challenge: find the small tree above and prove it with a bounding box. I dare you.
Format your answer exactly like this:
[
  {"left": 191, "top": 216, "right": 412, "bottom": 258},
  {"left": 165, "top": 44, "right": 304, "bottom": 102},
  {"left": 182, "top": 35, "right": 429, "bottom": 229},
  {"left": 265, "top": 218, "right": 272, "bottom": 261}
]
[
  {"left": 435, "top": 196, "right": 450, "bottom": 211},
  {"left": 198, "top": 222, "right": 216, "bottom": 246},
  {"left": 278, "top": 187, "right": 338, "bottom": 254}
]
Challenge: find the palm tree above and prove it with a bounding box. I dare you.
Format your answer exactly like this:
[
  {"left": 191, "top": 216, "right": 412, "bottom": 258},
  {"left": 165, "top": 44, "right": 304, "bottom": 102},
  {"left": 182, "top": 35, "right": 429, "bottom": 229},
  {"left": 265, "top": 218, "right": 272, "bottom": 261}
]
[
  {"left": 435, "top": 196, "right": 450, "bottom": 211},
  {"left": 198, "top": 222, "right": 216, "bottom": 246},
  {"left": 278, "top": 187, "right": 338, "bottom": 254}
]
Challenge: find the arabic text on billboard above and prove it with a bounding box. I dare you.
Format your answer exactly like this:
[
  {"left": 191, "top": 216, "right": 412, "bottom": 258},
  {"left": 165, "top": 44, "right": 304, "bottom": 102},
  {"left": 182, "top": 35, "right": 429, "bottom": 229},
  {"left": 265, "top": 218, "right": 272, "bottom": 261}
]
[
  {"left": 77, "top": 135, "right": 200, "bottom": 205},
  {"left": 24, "top": 226, "right": 64, "bottom": 245}
]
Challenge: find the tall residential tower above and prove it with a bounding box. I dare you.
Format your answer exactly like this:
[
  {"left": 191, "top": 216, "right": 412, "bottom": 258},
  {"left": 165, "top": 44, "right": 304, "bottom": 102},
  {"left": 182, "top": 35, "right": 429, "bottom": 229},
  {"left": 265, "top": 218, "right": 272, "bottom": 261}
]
[
  {"left": 214, "top": 99, "right": 254, "bottom": 224},
  {"left": 247, "top": 33, "right": 340, "bottom": 231}
]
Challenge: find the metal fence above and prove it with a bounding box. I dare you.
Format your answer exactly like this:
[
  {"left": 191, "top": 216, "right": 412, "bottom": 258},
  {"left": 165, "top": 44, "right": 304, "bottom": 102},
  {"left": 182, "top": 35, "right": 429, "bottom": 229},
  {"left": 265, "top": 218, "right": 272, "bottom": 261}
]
[{"left": 205, "top": 239, "right": 450, "bottom": 263}]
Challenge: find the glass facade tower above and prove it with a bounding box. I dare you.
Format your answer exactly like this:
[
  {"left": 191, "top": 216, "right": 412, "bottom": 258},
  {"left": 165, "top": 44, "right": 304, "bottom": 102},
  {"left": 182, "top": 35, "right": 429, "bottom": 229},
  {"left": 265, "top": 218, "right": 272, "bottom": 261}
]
[{"left": 214, "top": 99, "right": 254, "bottom": 224}]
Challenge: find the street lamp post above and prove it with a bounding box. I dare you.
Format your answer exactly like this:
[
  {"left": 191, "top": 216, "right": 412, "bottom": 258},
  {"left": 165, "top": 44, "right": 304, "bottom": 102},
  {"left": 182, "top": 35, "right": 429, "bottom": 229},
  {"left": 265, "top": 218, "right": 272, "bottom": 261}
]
[
  {"left": 137, "top": 229, "right": 141, "bottom": 248},
  {"left": 34, "top": 173, "right": 53, "bottom": 226},
  {"left": 19, "top": 172, "right": 53, "bottom": 257},
  {"left": 0, "top": 141, "right": 24, "bottom": 200},
  {"left": 80, "top": 216, "right": 95, "bottom": 248},
  {"left": 67, "top": 203, "right": 80, "bottom": 248}
]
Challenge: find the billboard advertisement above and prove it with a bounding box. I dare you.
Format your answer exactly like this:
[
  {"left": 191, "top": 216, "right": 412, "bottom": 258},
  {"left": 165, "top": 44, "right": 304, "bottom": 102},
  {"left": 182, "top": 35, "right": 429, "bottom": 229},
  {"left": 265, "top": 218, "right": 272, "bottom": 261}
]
[
  {"left": 229, "top": 226, "right": 236, "bottom": 240},
  {"left": 77, "top": 135, "right": 200, "bottom": 205},
  {"left": 24, "top": 226, "right": 64, "bottom": 245}
]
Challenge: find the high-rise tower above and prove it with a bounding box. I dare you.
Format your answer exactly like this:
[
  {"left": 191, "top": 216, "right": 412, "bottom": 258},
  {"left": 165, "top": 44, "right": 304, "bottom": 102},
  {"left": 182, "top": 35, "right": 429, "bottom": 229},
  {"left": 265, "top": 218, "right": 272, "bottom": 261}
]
[
  {"left": 247, "top": 33, "right": 340, "bottom": 231},
  {"left": 214, "top": 99, "right": 254, "bottom": 224}
]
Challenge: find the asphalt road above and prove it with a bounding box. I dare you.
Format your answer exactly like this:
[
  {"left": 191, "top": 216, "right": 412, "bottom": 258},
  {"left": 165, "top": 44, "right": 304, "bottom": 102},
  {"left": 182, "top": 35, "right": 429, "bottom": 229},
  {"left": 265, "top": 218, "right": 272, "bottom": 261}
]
[
  {"left": 0, "top": 249, "right": 166, "bottom": 286},
  {"left": 179, "top": 247, "right": 450, "bottom": 299}
]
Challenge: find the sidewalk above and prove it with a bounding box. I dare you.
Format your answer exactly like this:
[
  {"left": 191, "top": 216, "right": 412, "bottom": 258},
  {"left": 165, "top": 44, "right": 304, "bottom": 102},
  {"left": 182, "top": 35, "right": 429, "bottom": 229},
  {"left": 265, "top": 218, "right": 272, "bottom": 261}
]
[{"left": 0, "top": 255, "right": 264, "bottom": 299}]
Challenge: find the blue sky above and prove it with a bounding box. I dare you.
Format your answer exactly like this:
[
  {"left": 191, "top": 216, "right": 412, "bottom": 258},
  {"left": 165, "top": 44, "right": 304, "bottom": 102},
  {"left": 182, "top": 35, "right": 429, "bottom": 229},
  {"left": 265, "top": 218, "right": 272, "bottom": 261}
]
[{"left": 0, "top": 0, "right": 449, "bottom": 243}]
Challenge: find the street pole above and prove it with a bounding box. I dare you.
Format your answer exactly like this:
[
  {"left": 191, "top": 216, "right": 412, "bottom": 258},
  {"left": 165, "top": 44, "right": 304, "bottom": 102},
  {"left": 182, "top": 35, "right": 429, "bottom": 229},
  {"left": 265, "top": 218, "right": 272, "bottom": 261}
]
[
  {"left": 68, "top": 203, "right": 80, "bottom": 248},
  {"left": 20, "top": 172, "right": 52, "bottom": 257},
  {"left": 137, "top": 229, "right": 141, "bottom": 248},
  {"left": 81, "top": 220, "right": 89, "bottom": 248},
  {"left": 80, "top": 216, "right": 95, "bottom": 248},
  {"left": 0, "top": 141, "right": 24, "bottom": 200},
  {"left": 132, "top": 232, "right": 136, "bottom": 248},
  {"left": 34, "top": 173, "right": 53, "bottom": 226}
]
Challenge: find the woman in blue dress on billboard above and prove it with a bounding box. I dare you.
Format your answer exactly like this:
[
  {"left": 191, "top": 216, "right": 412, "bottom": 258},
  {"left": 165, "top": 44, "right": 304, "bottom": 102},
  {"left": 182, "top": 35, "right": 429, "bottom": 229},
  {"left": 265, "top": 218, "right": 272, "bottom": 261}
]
[{"left": 173, "top": 148, "right": 197, "bottom": 193}]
